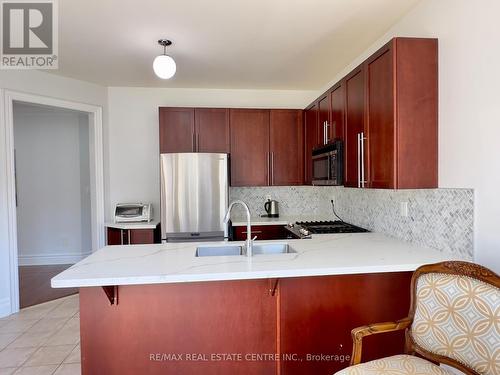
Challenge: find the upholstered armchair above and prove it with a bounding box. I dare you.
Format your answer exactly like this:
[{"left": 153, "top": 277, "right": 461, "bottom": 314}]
[{"left": 335, "top": 261, "right": 499, "bottom": 375}]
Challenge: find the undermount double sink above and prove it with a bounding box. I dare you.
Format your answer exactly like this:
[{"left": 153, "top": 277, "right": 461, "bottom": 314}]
[{"left": 195, "top": 243, "right": 296, "bottom": 257}]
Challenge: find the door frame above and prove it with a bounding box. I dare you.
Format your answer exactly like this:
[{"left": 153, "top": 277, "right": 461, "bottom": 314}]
[{"left": 1, "top": 89, "right": 105, "bottom": 314}]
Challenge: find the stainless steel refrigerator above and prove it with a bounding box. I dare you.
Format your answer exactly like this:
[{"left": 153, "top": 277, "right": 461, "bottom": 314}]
[{"left": 160, "top": 153, "right": 229, "bottom": 242}]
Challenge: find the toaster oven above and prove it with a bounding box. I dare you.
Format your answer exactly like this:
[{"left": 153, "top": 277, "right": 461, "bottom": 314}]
[{"left": 114, "top": 203, "right": 152, "bottom": 223}]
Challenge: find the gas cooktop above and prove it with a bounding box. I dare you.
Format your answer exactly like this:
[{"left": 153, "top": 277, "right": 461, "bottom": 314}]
[{"left": 294, "top": 220, "right": 368, "bottom": 235}]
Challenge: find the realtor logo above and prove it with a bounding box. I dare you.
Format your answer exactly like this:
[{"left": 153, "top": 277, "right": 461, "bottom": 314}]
[{"left": 1, "top": 0, "right": 58, "bottom": 69}]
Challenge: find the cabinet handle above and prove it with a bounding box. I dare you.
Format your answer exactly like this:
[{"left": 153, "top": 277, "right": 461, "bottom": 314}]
[
  {"left": 325, "top": 121, "right": 329, "bottom": 144},
  {"left": 242, "top": 230, "right": 262, "bottom": 234},
  {"left": 192, "top": 132, "right": 195, "bottom": 151},
  {"left": 357, "top": 133, "right": 361, "bottom": 188},
  {"left": 323, "top": 121, "right": 326, "bottom": 145},
  {"left": 196, "top": 133, "right": 200, "bottom": 151},
  {"left": 271, "top": 152, "right": 275, "bottom": 185},
  {"left": 267, "top": 152, "right": 271, "bottom": 186},
  {"left": 361, "top": 132, "right": 366, "bottom": 188}
]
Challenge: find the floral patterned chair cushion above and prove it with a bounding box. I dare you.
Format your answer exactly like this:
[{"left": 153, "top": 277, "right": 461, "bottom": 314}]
[
  {"left": 411, "top": 273, "right": 499, "bottom": 375},
  {"left": 335, "top": 354, "right": 451, "bottom": 374}
]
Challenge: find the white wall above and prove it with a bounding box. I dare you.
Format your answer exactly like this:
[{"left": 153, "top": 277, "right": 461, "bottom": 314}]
[
  {"left": 315, "top": 0, "right": 499, "bottom": 272},
  {"left": 107, "top": 87, "right": 316, "bottom": 221},
  {"left": 13, "top": 103, "right": 91, "bottom": 265},
  {"left": 0, "top": 71, "right": 107, "bottom": 316}
]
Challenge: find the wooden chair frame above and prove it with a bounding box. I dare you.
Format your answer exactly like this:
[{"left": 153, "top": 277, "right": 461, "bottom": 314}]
[{"left": 349, "top": 261, "right": 500, "bottom": 375}]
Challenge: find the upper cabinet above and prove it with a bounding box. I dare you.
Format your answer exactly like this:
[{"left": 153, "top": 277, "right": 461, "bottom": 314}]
[
  {"left": 363, "top": 38, "right": 438, "bottom": 189},
  {"left": 304, "top": 104, "right": 319, "bottom": 184},
  {"left": 230, "top": 109, "right": 304, "bottom": 187},
  {"left": 159, "top": 108, "right": 195, "bottom": 153},
  {"left": 159, "top": 107, "right": 230, "bottom": 153},
  {"left": 269, "top": 110, "right": 304, "bottom": 186},
  {"left": 305, "top": 37, "right": 438, "bottom": 189},
  {"left": 230, "top": 109, "right": 270, "bottom": 186},
  {"left": 344, "top": 66, "right": 365, "bottom": 188},
  {"left": 194, "top": 108, "right": 230, "bottom": 153}
]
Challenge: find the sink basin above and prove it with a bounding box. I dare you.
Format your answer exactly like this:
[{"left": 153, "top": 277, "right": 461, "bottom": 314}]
[
  {"left": 195, "top": 245, "right": 243, "bottom": 257},
  {"left": 252, "top": 243, "right": 296, "bottom": 255}
]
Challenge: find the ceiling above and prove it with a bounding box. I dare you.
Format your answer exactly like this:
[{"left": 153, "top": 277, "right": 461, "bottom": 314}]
[{"left": 54, "top": 0, "right": 420, "bottom": 89}]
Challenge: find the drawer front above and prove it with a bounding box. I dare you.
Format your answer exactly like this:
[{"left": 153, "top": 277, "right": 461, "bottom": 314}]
[{"left": 233, "top": 225, "right": 295, "bottom": 241}]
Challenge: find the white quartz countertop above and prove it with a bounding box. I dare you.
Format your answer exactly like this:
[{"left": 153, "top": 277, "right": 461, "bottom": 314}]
[
  {"left": 105, "top": 221, "right": 159, "bottom": 230},
  {"left": 51, "top": 233, "right": 457, "bottom": 288}
]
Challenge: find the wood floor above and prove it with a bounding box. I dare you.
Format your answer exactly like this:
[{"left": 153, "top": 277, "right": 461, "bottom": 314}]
[{"left": 19, "top": 264, "right": 78, "bottom": 308}]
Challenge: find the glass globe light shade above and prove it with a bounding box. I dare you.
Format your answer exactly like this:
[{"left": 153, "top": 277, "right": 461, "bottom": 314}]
[{"left": 153, "top": 54, "right": 176, "bottom": 79}]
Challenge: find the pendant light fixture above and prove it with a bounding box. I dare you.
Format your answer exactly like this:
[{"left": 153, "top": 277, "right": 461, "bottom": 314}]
[{"left": 153, "top": 39, "right": 176, "bottom": 79}]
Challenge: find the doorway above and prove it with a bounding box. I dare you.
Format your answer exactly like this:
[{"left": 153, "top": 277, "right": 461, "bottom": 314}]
[
  {"left": 13, "top": 102, "right": 91, "bottom": 307},
  {"left": 2, "top": 90, "right": 105, "bottom": 315}
]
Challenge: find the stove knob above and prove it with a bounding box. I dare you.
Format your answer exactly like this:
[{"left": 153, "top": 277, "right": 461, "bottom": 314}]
[
  {"left": 299, "top": 228, "right": 310, "bottom": 236},
  {"left": 288, "top": 223, "right": 295, "bottom": 228}
]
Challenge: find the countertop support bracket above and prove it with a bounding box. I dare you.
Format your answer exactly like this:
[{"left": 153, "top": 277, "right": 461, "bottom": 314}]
[
  {"left": 269, "top": 278, "right": 279, "bottom": 296},
  {"left": 102, "top": 285, "right": 118, "bottom": 305}
]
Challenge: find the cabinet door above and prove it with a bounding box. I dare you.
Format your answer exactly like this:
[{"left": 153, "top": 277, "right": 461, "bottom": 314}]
[
  {"left": 318, "top": 94, "right": 330, "bottom": 146},
  {"left": 194, "top": 108, "right": 230, "bottom": 153},
  {"left": 269, "top": 109, "right": 304, "bottom": 185},
  {"left": 344, "top": 69, "right": 365, "bottom": 188},
  {"left": 279, "top": 272, "right": 412, "bottom": 375},
  {"left": 233, "top": 225, "right": 295, "bottom": 241},
  {"left": 330, "top": 83, "right": 344, "bottom": 141},
  {"left": 366, "top": 46, "right": 395, "bottom": 189},
  {"left": 106, "top": 227, "right": 122, "bottom": 245},
  {"left": 159, "top": 108, "right": 195, "bottom": 153},
  {"left": 129, "top": 229, "right": 154, "bottom": 245},
  {"left": 304, "top": 104, "right": 319, "bottom": 185},
  {"left": 80, "top": 279, "right": 278, "bottom": 374},
  {"left": 230, "top": 109, "right": 270, "bottom": 186}
]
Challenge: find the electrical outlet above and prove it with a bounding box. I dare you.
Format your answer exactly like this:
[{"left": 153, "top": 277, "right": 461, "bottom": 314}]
[
  {"left": 265, "top": 194, "right": 272, "bottom": 201},
  {"left": 400, "top": 202, "right": 409, "bottom": 217}
]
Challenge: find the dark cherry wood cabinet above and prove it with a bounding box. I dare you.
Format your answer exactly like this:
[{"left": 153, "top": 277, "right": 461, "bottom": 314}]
[
  {"left": 305, "top": 37, "right": 438, "bottom": 190},
  {"left": 230, "top": 109, "right": 304, "bottom": 187},
  {"left": 330, "top": 82, "right": 345, "bottom": 141},
  {"left": 79, "top": 272, "right": 412, "bottom": 374},
  {"left": 229, "top": 109, "right": 270, "bottom": 186},
  {"left": 80, "top": 279, "right": 278, "bottom": 375},
  {"left": 270, "top": 110, "right": 304, "bottom": 185},
  {"left": 344, "top": 67, "right": 365, "bottom": 188},
  {"left": 159, "top": 107, "right": 229, "bottom": 153},
  {"left": 194, "top": 108, "right": 230, "bottom": 153},
  {"left": 304, "top": 104, "right": 319, "bottom": 184},
  {"left": 318, "top": 94, "right": 330, "bottom": 146},
  {"left": 159, "top": 108, "right": 195, "bottom": 153},
  {"left": 365, "top": 38, "right": 438, "bottom": 189},
  {"left": 232, "top": 224, "right": 297, "bottom": 241},
  {"left": 106, "top": 225, "right": 160, "bottom": 245},
  {"left": 278, "top": 272, "right": 413, "bottom": 375}
]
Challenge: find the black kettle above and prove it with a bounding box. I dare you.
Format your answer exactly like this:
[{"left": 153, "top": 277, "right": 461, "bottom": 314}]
[{"left": 264, "top": 199, "right": 279, "bottom": 218}]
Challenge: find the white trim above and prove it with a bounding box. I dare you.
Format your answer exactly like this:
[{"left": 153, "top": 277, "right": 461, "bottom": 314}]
[
  {"left": 2, "top": 90, "right": 105, "bottom": 316},
  {"left": 0, "top": 297, "right": 11, "bottom": 318},
  {"left": 18, "top": 252, "right": 92, "bottom": 266}
]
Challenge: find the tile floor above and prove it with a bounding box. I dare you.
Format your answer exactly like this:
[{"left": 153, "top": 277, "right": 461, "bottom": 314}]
[{"left": 0, "top": 295, "right": 81, "bottom": 375}]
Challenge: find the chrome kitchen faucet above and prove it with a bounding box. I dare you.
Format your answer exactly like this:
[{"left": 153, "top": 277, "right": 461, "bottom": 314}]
[{"left": 223, "top": 200, "right": 254, "bottom": 257}]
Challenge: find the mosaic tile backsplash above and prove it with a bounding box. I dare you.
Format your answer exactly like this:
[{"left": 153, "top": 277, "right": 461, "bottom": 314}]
[{"left": 229, "top": 186, "right": 474, "bottom": 260}]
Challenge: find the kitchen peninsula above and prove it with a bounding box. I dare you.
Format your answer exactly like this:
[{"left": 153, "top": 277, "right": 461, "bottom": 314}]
[{"left": 52, "top": 233, "right": 455, "bottom": 375}]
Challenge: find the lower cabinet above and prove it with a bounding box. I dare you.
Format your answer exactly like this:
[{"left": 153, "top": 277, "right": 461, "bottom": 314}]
[
  {"left": 232, "top": 224, "right": 297, "bottom": 241},
  {"left": 79, "top": 272, "right": 412, "bottom": 375},
  {"left": 278, "top": 272, "right": 412, "bottom": 374},
  {"left": 106, "top": 225, "right": 160, "bottom": 245}
]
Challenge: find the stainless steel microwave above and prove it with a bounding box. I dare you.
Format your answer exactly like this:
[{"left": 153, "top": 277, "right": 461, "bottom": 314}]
[
  {"left": 114, "top": 203, "right": 152, "bottom": 223},
  {"left": 312, "top": 140, "right": 343, "bottom": 186}
]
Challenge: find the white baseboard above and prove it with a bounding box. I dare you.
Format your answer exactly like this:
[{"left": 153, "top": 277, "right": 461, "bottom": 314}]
[
  {"left": 18, "top": 252, "right": 91, "bottom": 266},
  {"left": 0, "top": 297, "right": 12, "bottom": 318}
]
